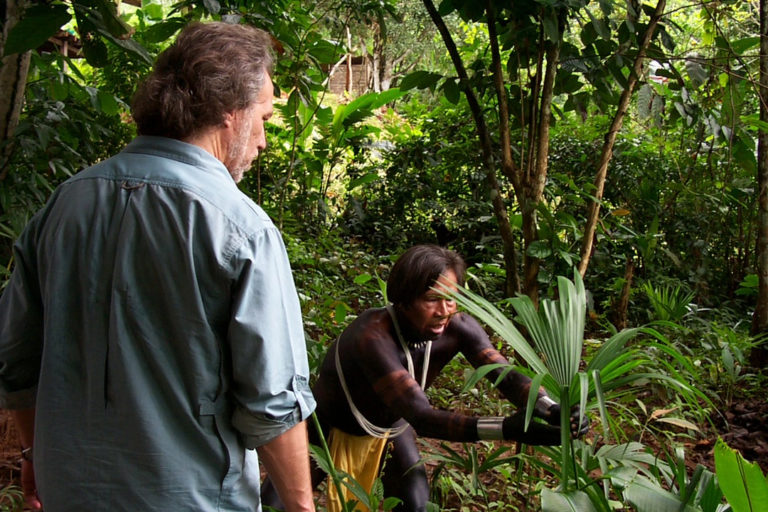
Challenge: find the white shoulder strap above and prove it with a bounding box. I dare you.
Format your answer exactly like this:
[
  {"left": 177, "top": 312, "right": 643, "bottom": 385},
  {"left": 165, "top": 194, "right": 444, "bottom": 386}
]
[{"left": 333, "top": 306, "right": 432, "bottom": 439}]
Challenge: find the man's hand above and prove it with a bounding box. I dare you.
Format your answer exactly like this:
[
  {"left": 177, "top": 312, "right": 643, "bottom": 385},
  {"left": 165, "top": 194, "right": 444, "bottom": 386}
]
[
  {"left": 257, "top": 421, "right": 315, "bottom": 512},
  {"left": 535, "top": 399, "right": 590, "bottom": 438},
  {"left": 20, "top": 459, "right": 42, "bottom": 510},
  {"left": 502, "top": 411, "right": 561, "bottom": 445}
]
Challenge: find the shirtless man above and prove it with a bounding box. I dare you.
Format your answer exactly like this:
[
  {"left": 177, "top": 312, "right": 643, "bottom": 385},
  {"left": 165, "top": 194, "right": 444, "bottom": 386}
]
[{"left": 262, "top": 244, "right": 588, "bottom": 512}]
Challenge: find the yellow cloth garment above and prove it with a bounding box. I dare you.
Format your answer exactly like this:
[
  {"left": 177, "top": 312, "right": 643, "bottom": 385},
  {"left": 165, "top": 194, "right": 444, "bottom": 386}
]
[{"left": 326, "top": 427, "right": 389, "bottom": 512}]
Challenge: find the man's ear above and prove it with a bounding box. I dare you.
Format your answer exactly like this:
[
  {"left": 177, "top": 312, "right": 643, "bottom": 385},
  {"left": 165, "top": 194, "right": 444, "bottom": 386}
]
[{"left": 222, "top": 111, "right": 236, "bottom": 128}]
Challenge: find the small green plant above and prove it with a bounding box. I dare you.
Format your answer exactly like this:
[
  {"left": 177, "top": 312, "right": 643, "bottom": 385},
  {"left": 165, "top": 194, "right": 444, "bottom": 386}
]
[
  {"left": 309, "top": 414, "right": 401, "bottom": 512},
  {"left": 642, "top": 281, "right": 695, "bottom": 323},
  {"left": 706, "top": 322, "right": 762, "bottom": 407},
  {"left": 613, "top": 444, "right": 725, "bottom": 512},
  {"left": 0, "top": 484, "right": 23, "bottom": 512},
  {"left": 447, "top": 270, "right": 713, "bottom": 510},
  {"left": 420, "top": 441, "right": 518, "bottom": 499}
]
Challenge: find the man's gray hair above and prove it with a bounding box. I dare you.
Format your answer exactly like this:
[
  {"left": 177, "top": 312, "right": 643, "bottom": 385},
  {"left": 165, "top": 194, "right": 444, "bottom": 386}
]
[{"left": 132, "top": 22, "right": 274, "bottom": 140}]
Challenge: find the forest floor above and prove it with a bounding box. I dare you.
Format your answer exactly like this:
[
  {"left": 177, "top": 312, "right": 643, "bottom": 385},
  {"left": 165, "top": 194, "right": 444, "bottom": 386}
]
[{"left": 0, "top": 393, "right": 765, "bottom": 509}]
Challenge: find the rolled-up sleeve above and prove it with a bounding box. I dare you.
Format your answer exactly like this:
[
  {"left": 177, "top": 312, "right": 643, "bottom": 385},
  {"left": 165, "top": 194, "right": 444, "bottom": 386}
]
[
  {"left": 227, "top": 224, "right": 316, "bottom": 448},
  {"left": 0, "top": 222, "right": 44, "bottom": 409}
]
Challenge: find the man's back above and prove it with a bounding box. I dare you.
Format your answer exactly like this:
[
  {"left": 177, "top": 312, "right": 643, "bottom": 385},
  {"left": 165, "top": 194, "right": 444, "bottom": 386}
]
[{"left": 1, "top": 136, "right": 308, "bottom": 510}]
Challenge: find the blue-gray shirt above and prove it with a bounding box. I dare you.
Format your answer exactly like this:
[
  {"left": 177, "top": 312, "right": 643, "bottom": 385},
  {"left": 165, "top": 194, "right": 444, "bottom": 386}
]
[{"left": 0, "top": 136, "right": 316, "bottom": 511}]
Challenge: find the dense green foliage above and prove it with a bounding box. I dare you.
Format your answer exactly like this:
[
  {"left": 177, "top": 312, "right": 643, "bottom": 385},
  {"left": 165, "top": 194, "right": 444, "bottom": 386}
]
[{"left": 1, "top": 0, "right": 766, "bottom": 510}]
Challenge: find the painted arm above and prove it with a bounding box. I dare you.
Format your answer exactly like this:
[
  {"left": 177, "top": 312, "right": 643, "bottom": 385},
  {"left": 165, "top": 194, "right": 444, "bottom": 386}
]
[{"left": 457, "top": 314, "right": 588, "bottom": 438}]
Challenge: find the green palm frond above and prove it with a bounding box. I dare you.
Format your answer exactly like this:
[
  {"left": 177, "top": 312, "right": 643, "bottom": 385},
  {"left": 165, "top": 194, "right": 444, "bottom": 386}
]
[
  {"left": 509, "top": 270, "right": 586, "bottom": 387},
  {"left": 642, "top": 282, "right": 695, "bottom": 322},
  {"left": 444, "top": 283, "right": 547, "bottom": 375},
  {"left": 444, "top": 269, "right": 587, "bottom": 388}
]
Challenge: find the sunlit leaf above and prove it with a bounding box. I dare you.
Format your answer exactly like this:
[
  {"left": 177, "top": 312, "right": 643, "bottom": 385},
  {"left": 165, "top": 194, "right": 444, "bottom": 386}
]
[{"left": 715, "top": 438, "right": 768, "bottom": 512}]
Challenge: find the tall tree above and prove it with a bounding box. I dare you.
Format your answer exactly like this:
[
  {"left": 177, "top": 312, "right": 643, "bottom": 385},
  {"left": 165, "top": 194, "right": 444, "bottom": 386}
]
[
  {"left": 415, "top": 0, "right": 671, "bottom": 301},
  {"left": 577, "top": 0, "right": 667, "bottom": 277},
  {"left": 751, "top": 0, "right": 768, "bottom": 366},
  {"left": 421, "top": 0, "right": 524, "bottom": 298},
  {"left": 0, "top": 0, "right": 32, "bottom": 180},
  {"left": 0, "top": 0, "right": 149, "bottom": 181}
]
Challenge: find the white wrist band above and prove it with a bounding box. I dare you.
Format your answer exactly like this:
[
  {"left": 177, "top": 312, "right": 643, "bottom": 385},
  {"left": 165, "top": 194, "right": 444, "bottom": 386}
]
[
  {"left": 477, "top": 416, "right": 505, "bottom": 440},
  {"left": 537, "top": 396, "right": 557, "bottom": 409}
]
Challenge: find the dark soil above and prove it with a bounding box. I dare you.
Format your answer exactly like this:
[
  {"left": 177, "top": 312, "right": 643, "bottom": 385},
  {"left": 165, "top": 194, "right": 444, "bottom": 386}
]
[{"left": 694, "top": 397, "right": 768, "bottom": 474}]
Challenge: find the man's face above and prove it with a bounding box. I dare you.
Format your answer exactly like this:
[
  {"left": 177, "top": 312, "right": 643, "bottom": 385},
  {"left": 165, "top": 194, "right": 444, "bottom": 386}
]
[
  {"left": 401, "top": 269, "right": 459, "bottom": 340},
  {"left": 225, "top": 77, "right": 274, "bottom": 182}
]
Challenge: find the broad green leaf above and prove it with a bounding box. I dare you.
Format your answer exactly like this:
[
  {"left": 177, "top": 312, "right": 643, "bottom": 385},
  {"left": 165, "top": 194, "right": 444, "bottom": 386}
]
[
  {"left": 524, "top": 373, "right": 545, "bottom": 432},
  {"left": 82, "top": 37, "right": 109, "bottom": 67},
  {"left": 142, "top": 2, "right": 165, "bottom": 20},
  {"left": 89, "top": 0, "right": 133, "bottom": 37},
  {"left": 541, "top": 488, "right": 598, "bottom": 512},
  {"left": 334, "top": 303, "right": 347, "bottom": 323},
  {"left": 96, "top": 29, "right": 152, "bottom": 65},
  {"left": 623, "top": 474, "right": 698, "bottom": 512},
  {"left": 348, "top": 172, "right": 380, "bottom": 190},
  {"left": 730, "top": 36, "right": 760, "bottom": 55},
  {"left": 437, "top": 0, "right": 458, "bottom": 16},
  {"left": 732, "top": 136, "right": 757, "bottom": 174},
  {"left": 308, "top": 39, "right": 342, "bottom": 65},
  {"left": 598, "top": 0, "right": 614, "bottom": 16},
  {"left": 354, "top": 273, "right": 373, "bottom": 285},
  {"left": 399, "top": 71, "right": 442, "bottom": 91},
  {"left": 4, "top": 4, "right": 71, "bottom": 56},
  {"left": 527, "top": 240, "right": 552, "bottom": 258},
  {"left": 49, "top": 77, "right": 69, "bottom": 101},
  {"left": 144, "top": 18, "right": 186, "bottom": 43},
  {"left": 333, "top": 88, "right": 404, "bottom": 131},
  {"left": 585, "top": 9, "right": 610, "bottom": 39},
  {"left": 442, "top": 78, "right": 460, "bottom": 104},
  {"left": 97, "top": 91, "right": 119, "bottom": 116},
  {"left": 580, "top": 21, "right": 598, "bottom": 46},
  {"left": 742, "top": 115, "right": 768, "bottom": 134},
  {"left": 715, "top": 438, "right": 768, "bottom": 512},
  {"left": 542, "top": 12, "right": 560, "bottom": 42}
]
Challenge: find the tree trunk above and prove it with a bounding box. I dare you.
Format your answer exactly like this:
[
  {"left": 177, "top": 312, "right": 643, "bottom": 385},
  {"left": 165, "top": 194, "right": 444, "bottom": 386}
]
[
  {"left": 0, "top": 0, "right": 31, "bottom": 181},
  {"left": 423, "top": 0, "right": 521, "bottom": 297},
  {"left": 345, "top": 26, "right": 353, "bottom": 94},
  {"left": 371, "top": 21, "right": 382, "bottom": 92},
  {"left": 521, "top": 32, "right": 561, "bottom": 304},
  {"left": 611, "top": 256, "right": 635, "bottom": 330},
  {"left": 750, "top": 0, "right": 768, "bottom": 368},
  {"left": 577, "top": 0, "right": 667, "bottom": 277}
]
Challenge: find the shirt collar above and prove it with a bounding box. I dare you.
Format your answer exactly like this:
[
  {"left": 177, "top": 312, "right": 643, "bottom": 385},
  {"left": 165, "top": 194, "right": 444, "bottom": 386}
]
[{"left": 124, "top": 136, "right": 234, "bottom": 183}]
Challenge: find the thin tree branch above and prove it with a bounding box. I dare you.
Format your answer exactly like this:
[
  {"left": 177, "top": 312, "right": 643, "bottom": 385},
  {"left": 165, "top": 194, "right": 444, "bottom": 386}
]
[{"left": 577, "top": 0, "right": 668, "bottom": 277}]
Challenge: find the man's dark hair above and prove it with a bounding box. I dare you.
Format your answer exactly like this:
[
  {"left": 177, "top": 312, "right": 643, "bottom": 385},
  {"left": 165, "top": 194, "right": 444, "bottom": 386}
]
[
  {"left": 387, "top": 245, "right": 466, "bottom": 307},
  {"left": 131, "top": 22, "right": 274, "bottom": 140}
]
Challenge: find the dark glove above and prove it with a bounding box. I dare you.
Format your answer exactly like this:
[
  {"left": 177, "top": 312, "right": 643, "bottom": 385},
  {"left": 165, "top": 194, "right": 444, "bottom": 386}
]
[
  {"left": 535, "top": 399, "right": 590, "bottom": 438},
  {"left": 502, "top": 411, "right": 561, "bottom": 446}
]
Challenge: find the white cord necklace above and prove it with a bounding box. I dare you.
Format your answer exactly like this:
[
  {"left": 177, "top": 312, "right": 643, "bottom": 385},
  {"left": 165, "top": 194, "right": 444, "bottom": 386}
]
[
  {"left": 334, "top": 305, "right": 432, "bottom": 439},
  {"left": 386, "top": 305, "right": 431, "bottom": 389}
]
